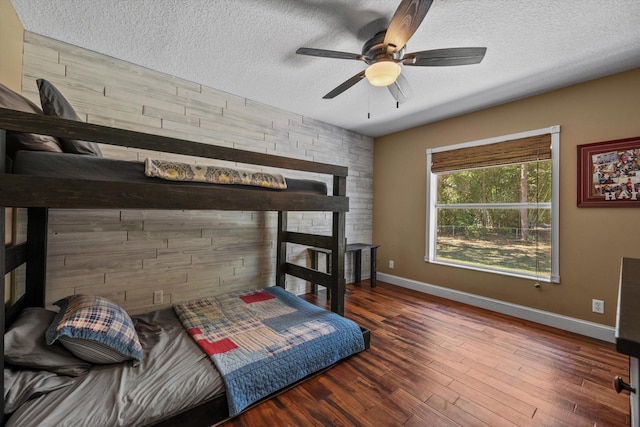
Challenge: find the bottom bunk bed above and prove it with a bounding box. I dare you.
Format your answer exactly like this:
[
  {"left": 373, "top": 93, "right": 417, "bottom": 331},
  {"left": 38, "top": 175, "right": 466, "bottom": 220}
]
[{"left": 4, "top": 287, "right": 369, "bottom": 427}]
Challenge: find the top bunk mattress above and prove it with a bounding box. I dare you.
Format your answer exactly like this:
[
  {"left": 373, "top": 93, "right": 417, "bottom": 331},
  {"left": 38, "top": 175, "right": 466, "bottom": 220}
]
[{"left": 11, "top": 151, "right": 328, "bottom": 195}]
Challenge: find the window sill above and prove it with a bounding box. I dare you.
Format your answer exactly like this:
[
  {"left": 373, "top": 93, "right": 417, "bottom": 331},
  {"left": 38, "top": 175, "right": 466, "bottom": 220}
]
[{"left": 425, "top": 257, "right": 560, "bottom": 284}]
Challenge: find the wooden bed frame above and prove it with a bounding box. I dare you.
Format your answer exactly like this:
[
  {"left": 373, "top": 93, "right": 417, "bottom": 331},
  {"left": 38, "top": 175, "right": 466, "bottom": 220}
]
[{"left": 0, "top": 107, "right": 368, "bottom": 425}]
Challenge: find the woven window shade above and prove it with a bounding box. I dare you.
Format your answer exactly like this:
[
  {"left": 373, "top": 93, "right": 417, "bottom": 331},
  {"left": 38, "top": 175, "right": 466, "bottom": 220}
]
[{"left": 431, "top": 133, "right": 551, "bottom": 173}]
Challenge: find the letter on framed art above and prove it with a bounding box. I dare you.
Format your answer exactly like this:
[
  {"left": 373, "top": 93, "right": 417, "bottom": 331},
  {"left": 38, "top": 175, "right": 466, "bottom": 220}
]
[{"left": 577, "top": 136, "right": 640, "bottom": 207}]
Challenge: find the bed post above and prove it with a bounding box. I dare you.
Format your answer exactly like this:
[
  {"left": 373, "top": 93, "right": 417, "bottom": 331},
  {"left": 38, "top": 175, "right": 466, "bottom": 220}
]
[
  {"left": 25, "top": 208, "right": 48, "bottom": 307},
  {"left": 1, "top": 129, "right": 6, "bottom": 421},
  {"left": 276, "top": 211, "right": 287, "bottom": 288},
  {"left": 331, "top": 176, "right": 347, "bottom": 316}
]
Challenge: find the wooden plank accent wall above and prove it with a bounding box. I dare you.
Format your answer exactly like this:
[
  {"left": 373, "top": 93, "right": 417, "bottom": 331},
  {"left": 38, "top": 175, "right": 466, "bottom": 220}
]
[{"left": 19, "top": 32, "right": 374, "bottom": 314}]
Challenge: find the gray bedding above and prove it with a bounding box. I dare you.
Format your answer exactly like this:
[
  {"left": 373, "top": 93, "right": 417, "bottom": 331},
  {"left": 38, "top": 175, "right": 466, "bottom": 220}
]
[
  {"left": 12, "top": 151, "right": 328, "bottom": 194},
  {"left": 6, "top": 308, "right": 225, "bottom": 427}
]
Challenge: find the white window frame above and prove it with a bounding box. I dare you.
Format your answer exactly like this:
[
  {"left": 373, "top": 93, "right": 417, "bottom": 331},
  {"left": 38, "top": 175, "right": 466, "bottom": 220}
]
[{"left": 426, "top": 126, "right": 560, "bottom": 283}]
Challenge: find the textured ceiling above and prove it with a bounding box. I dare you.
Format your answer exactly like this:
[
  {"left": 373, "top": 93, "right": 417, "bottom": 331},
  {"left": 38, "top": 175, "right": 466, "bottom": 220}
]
[{"left": 10, "top": 0, "right": 640, "bottom": 137}]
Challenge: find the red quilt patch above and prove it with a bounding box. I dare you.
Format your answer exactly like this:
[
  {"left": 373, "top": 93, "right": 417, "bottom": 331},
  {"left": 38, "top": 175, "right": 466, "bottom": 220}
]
[
  {"left": 240, "top": 291, "right": 275, "bottom": 304},
  {"left": 198, "top": 338, "right": 238, "bottom": 356},
  {"left": 187, "top": 327, "right": 202, "bottom": 337},
  {"left": 187, "top": 328, "right": 238, "bottom": 356}
]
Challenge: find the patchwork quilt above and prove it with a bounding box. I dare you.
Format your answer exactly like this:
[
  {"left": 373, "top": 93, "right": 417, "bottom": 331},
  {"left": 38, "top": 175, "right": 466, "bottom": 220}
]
[{"left": 173, "top": 286, "right": 365, "bottom": 416}]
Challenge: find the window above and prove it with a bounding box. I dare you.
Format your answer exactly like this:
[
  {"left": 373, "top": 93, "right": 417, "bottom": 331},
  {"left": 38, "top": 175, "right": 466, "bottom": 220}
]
[{"left": 426, "top": 126, "right": 560, "bottom": 283}]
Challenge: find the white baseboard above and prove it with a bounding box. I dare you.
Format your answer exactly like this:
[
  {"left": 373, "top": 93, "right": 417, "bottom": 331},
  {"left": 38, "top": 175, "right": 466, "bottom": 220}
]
[{"left": 378, "top": 273, "right": 615, "bottom": 343}]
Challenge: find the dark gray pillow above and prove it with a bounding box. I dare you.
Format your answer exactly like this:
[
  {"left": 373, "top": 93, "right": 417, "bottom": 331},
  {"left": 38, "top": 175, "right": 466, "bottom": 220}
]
[
  {"left": 3, "top": 367, "right": 75, "bottom": 414},
  {"left": 4, "top": 307, "right": 91, "bottom": 377},
  {"left": 36, "top": 78, "right": 103, "bottom": 157},
  {"left": 0, "top": 81, "right": 63, "bottom": 158}
]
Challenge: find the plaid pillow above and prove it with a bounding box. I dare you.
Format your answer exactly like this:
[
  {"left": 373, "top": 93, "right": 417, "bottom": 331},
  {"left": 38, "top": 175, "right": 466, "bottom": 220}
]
[{"left": 46, "top": 295, "right": 142, "bottom": 364}]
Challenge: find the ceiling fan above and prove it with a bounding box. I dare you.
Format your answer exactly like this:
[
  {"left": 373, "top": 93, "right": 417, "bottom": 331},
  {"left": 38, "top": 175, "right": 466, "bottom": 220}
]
[{"left": 296, "top": 0, "right": 487, "bottom": 103}]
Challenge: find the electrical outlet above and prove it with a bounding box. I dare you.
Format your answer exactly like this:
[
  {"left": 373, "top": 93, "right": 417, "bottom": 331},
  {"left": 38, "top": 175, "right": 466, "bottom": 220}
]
[
  {"left": 389, "top": 260, "right": 394, "bottom": 269},
  {"left": 592, "top": 299, "right": 604, "bottom": 314},
  {"left": 153, "top": 290, "right": 164, "bottom": 304}
]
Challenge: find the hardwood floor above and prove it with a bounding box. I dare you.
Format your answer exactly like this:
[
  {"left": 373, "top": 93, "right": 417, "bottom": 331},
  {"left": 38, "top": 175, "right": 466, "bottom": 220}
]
[{"left": 219, "top": 281, "right": 630, "bottom": 426}]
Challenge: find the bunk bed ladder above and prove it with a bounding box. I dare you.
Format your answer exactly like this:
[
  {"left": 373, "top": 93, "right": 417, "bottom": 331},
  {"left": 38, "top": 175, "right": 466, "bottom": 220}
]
[{"left": 276, "top": 175, "right": 347, "bottom": 316}]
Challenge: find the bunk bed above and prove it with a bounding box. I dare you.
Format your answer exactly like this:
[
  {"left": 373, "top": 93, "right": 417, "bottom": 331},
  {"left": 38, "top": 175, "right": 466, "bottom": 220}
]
[{"left": 0, "top": 106, "right": 370, "bottom": 426}]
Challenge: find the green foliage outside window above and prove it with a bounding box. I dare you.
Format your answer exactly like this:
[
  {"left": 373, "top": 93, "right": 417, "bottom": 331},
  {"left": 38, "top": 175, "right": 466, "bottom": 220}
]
[{"left": 434, "top": 161, "right": 552, "bottom": 276}]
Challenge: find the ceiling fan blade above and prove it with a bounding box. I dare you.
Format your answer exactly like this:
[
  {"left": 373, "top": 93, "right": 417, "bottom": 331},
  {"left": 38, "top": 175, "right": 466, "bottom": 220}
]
[
  {"left": 403, "top": 47, "right": 487, "bottom": 66},
  {"left": 296, "top": 47, "right": 365, "bottom": 61},
  {"left": 384, "top": 0, "right": 433, "bottom": 53},
  {"left": 387, "top": 73, "right": 413, "bottom": 104},
  {"left": 323, "top": 71, "right": 367, "bottom": 99}
]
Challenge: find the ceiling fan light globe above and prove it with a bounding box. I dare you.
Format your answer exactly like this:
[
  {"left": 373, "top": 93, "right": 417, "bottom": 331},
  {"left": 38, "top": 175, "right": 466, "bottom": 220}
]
[{"left": 365, "top": 61, "right": 401, "bottom": 87}]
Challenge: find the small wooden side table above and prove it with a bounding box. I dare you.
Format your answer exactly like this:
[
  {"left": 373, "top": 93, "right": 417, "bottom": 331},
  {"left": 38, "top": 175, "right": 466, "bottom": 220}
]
[{"left": 308, "top": 243, "right": 379, "bottom": 297}]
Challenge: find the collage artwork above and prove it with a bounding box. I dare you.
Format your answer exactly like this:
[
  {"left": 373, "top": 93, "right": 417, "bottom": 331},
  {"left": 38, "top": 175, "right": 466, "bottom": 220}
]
[{"left": 592, "top": 148, "right": 640, "bottom": 201}]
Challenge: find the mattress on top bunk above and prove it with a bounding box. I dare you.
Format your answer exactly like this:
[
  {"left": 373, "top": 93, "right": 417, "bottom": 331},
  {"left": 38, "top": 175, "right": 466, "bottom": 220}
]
[
  {"left": 5, "top": 308, "right": 225, "bottom": 427},
  {"left": 11, "top": 150, "right": 328, "bottom": 194}
]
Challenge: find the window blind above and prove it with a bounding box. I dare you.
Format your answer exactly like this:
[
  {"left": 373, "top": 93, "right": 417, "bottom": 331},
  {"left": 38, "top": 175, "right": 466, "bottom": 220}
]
[{"left": 431, "top": 133, "right": 551, "bottom": 173}]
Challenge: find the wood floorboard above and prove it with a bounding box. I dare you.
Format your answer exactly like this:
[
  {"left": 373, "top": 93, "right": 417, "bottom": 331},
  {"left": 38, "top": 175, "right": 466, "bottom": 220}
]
[{"left": 218, "top": 281, "right": 630, "bottom": 426}]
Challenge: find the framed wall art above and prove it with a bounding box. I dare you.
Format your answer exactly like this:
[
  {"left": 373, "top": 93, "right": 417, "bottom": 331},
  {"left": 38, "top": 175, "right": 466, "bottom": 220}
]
[{"left": 577, "top": 136, "right": 640, "bottom": 207}]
